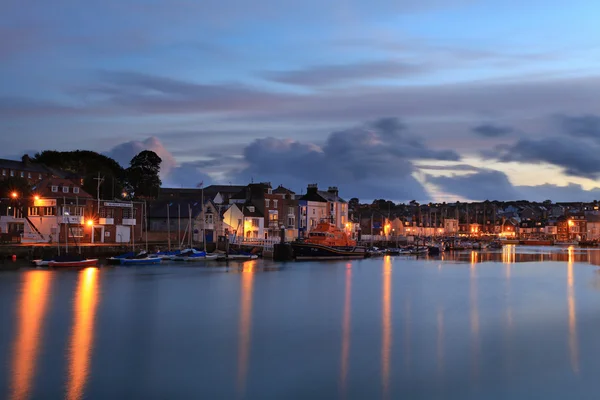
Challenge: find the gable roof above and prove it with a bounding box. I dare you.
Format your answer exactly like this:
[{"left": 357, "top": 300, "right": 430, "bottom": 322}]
[{"left": 32, "top": 178, "right": 93, "bottom": 199}]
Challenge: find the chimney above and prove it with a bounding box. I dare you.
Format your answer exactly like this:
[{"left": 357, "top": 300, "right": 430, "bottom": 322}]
[
  {"left": 22, "top": 154, "right": 31, "bottom": 165},
  {"left": 307, "top": 183, "right": 318, "bottom": 194},
  {"left": 328, "top": 186, "right": 339, "bottom": 197}
]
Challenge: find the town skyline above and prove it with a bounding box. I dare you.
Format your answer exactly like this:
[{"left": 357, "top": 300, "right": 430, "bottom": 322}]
[{"left": 3, "top": 1, "right": 600, "bottom": 202}]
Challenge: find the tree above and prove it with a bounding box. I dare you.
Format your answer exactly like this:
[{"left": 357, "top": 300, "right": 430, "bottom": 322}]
[
  {"left": 348, "top": 198, "right": 360, "bottom": 211},
  {"left": 127, "top": 150, "right": 162, "bottom": 198},
  {"left": 33, "top": 150, "right": 126, "bottom": 199}
]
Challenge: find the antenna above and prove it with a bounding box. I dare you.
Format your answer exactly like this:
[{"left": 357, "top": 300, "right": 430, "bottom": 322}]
[{"left": 94, "top": 172, "right": 105, "bottom": 211}]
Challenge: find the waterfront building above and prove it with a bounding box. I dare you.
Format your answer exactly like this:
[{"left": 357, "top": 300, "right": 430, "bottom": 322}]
[{"left": 298, "top": 184, "right": 348, "bottom": 238}]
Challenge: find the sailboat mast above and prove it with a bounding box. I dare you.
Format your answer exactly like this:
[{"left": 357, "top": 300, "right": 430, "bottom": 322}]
[
  {"left": 178, "top": 204, "right": 181, "bottom": 249},
  {"left": 167, "top": 203, "right": 171, "bottom": 251},
  {"left": 202, "top": 187, "right": 206, "bottom": 252}
]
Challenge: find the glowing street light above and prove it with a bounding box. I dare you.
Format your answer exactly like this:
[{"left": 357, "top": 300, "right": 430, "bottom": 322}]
[
  {"left": 86, "top": 220, "right": 93, "bottom": 227},
  {"left": 11, "top": 191, "right": 17, "bottom": 199},
  {"left": 34, "top": 195, "right": 40, "bottom": 201}
]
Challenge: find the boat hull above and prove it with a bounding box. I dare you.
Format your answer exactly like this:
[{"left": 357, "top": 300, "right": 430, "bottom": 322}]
[
  {"left": 120, "top": 257, "right": 162, "bottom": 265},
  {"left": 291, "top": 243, "right": 366, "bottom": 260},
  {"left": 48, "top": 259, "right": 98, "bottom": 268}
]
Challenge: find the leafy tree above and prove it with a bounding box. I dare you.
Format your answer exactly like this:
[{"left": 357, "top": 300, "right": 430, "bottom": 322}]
[
  {"left": 348, "top": 197, "right": 360, "bottom": 211},
  {"left": 127, "top": 150, "right": 162, "bottom": 198},
  {"left": 33, "top": 150, "right": 126, "bottom": 199}
]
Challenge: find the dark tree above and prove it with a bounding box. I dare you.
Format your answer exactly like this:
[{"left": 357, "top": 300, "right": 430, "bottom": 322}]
[
  {"left": 127, "top": 150, "right": 162, "bottom": 198},
  {"left": 33, "top": 150, "right": 126, "bottom": 199},
  {"left": 348, "top": 198, "right": 360, "bottom": 211}
]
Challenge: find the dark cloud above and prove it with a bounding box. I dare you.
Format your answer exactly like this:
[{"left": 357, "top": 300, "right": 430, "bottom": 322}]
[
  {"left": 429, "top": 169, "right": 600, "bottom": 202},
  {"left": 234, "top": 117, "right": 459, "bottom": 201},
  {"left": 557, "top": 114, "right": 600, "bottom": 140},
  {"left": 472, "top": 124, "right": 513, "bottom": 137},
  {"left": 263, "top": 60, "right": 427, "bottom": 87},
  {"left": 416, "top": 164, "right": 482, "bottom": 172},
  {"left": 428, "top": 169, "right": 521, "bottom": 201},
  {"left": 495, "top": 137, "right": 600, "bottom": 179},
  {"left": 164, "top": 161, "right": 214, "bottom": 188}
]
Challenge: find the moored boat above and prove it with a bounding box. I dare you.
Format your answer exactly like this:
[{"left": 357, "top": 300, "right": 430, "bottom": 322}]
[
  {"left": 120, "top": 255, "right": 162, "bottom": 265},
  {"left": 291, "top": 221, "right": 366, "bottom": 260},
  {"left": 48, "top": 255, "right": 98, "bottom": 268}
]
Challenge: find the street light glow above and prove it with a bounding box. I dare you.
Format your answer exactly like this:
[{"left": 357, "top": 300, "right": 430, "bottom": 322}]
[
  {"left": 34, "top": 195, "right": 40, "bottom": 201},
  {"left": 11, "top": 192, "right": 17, "bottom": 199},
  {"left": 86, "top": 220, "right": 93, "bottom": 226}
]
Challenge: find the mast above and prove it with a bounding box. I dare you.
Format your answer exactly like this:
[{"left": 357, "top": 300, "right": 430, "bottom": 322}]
[
  {"left": 188, "top": 204, "right": 192, "bottom": 249},
  {"left": 178, "top": 203, "right": 181, "bottom": 249},
  {"left": 144, "top": 200, "right": 148, "bottom": 252},
  {"left": 202, "top": 186, "right": 206, "bottom": 252},
  {"left": 76, "top": 194, "right": 81, "bottom": 254},
  {"left": 64, "top": 196, "right": 68, "bottom": 254},
  {"left": 167, "top": 203, "right": 171, "bottom": 251}
]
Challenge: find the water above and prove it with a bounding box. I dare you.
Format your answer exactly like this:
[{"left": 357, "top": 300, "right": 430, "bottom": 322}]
[{"left": 1, "top": 246, "right": 600, "bottom": 399}]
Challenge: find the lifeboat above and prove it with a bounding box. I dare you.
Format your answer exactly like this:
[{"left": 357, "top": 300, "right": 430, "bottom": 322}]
[{"left": 291, "top": 221, "right": 366, "bottom": 260}]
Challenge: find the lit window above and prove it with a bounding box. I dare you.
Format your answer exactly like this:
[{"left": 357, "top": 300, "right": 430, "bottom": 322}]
[
  {"left": 51, "top": 186, "right": 58, "bottom": 193},
  {"left": 20, "top": 171, "right": 24, "bottom": 177},
  {"left": 10, "top": 171, "right": 14, "bottom": 177},
  {"left": 62, "top": 186, "right": 69, "bottom": 193},
  {"left": 73, "top": 187, "right": 79, "bottom": 194},
  {"left": 1, "top": 169, "right": 5, "bottom": 176},
  {"left": 27, "top": 172, "right": 31, "bottom": 178},
  {"left": 38, "top": 174, "right": 42, "bottom": 179}
]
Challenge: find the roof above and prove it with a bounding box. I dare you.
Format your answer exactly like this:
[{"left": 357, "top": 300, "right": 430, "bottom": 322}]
[
  {"left": 237, "top": 203, "right": 264, "bottom": 218},
  {"left": 32, "top": 178, "right": 93, "bottom": 199},
  {"left": 273, "top": 185, "right": 295, "bottom": 195},
  {"left": 318, "top": 190, "right": 346, "bottom": 203},
  {"left": 204, "top": 184, "right": 247, "bottom": 194},
  {"left": 148, "top": 200, "right": 203, "bottom": 219},
  {"left": 0, "top": 158, "right": 54, "bottom": 174}
]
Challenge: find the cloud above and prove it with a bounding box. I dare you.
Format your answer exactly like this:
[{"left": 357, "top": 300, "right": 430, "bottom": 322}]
[
  {"left": 557, "top": 114, "right": 600, "bottom": 140},
  {"left": 234, "top": 117, "right": 459, "bottom": 201},
  {"left": 472, "top": 123, "right": 513, "bottom": 137},
  {"left": 495, "top": 137, "right": 600, "bottom": 179},
  {"left": 263, "top": 60, "right": 427, "bottom": 87},
  {"left": 104, "top": 136, "right": 177, "bottom": 177},
  {"left": 429, "top": 168, "right": 600, "bottom": 202},
  {"left": 428, "top": 169, "right": 521, "bottom": 201},
  {"left": 163, "top": 161, "right": 214, "bottom": 188}
]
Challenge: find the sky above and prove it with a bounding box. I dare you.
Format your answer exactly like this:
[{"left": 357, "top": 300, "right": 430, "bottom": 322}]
[{"left": 3, "top": 0, "right": 600, "bottom": 202}]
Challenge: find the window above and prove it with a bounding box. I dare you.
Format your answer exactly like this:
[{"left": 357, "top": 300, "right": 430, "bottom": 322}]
[
  {"left": 73, "top": 187, "right": 80, "bottom": 194},
  {"left": 247, "top": 206, "right": 255, "bottom": 212},
  {"left": 28, "top": 207, "right": 39, "bottom": 216},
  {"left": 100, "top": 208, "right": 114, "bottom": 218},
  {"left": 62, "top": 186, "right": 69, "bottom": 193},
  {"left": 38, "top": 174, "right": 42, "bottom": 179},
  {"left": 312, "top": 209, "right": 315, "bottom": 215},
  {"left": 265, "top": 199, "right": 270, "bottom": 208},
  {"left": 273, "top": 200, "right": 278, "bottom": 208},
  {"left": 20, "top": 171, "right": 24, "bottom": 177},
  {"left": 288, "top": 217, "right": 295, "bottom": 228},
  {"left": 73, "top": 206, "right": 84, "bottom": 216},
  {"left": 122, "top": 208, "right": 134, "bottom": 219},
  {"left": 68, "top": 226, "right": 83, "bottom": 238},
  {"left": 205, "top": 213, "right": 213, "bottom": 224},
  {"left": 51, "top": 186, "right": 58, "bottom": 193},
  {"left": 27, "top": 172, "right": 31, "bottom": 178},
  {"left": 252, "top": 218, "right": 259, "bottom": 227},
  {"left": 42, "top": 207, "right": 55, "bottom": 216},
  {"left": 288, "top": 207, "right": 295, "bottom": 215},
  {"left": 62, "top": 206, "right": 70, "bottom": 215},
  {"left": 267, "top": 188, "right": 272, "bottom": 194},
  {"left": 10, "top": 171, "right": 14, "bottom": 177},
  {"left": 1, "top": 169, "right": 5, "bottom": 176}
]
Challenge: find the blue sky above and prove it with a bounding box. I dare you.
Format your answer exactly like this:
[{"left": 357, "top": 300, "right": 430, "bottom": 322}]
[{"left": 3, "top": 0, "right": 600, "bottom": 202}]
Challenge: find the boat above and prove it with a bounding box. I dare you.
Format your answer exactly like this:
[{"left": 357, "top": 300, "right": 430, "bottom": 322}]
[
  {"left": 291, "top": 221, "right": 367, "bottom": 260},
  {"left": 120, "top": 253, "right": 162, "bottom": 265},
  {"left": 149, "top": 250, "right": 181, "bottom": 260},
  {"left": 31, "top": 259, "right": 52, "bottom": 267},
  {"left": 48, "top": 255, "right": 98, "bottom": 268},
  {"left": 171, "top": 249, "right": 218, "bottom": 262},
  {"left": 106, "top": 251, "right": 137, "bottom": 265},
  {"left": 216, "top": 253, "right": 259, "bottom": 261}
]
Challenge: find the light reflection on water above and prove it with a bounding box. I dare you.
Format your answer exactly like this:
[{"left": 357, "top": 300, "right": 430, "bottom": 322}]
[
  {"left": 66, "top": 267, "right": 100, "bottom": 400},
  {"left": 1, "top": 247, "right": 600, "bottom": 399},
  {"left": 10, "top": 271, "right": 53, "bottom": 400}
]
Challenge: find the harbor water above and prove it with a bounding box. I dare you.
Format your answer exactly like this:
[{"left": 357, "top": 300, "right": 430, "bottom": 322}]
[{"left": 1, "top": 245, "right": 600, "bottom": 399}]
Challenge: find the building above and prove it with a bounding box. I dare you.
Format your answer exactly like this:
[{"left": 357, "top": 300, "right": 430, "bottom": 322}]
[
  {"left": 222, "top": 203, "right": 264, "bottom": 239},
  {"left": 444, "top": 218, "right": 459, "bottom": 235},
  {"left": 91, "top": 199, "right": 144, "bottom": 244},
  {"left": 586, "top": 215, "right": 600, "bottom": 240},
  {"left": 0, "top": 155, "right": 55, "bottom": 185},
  {"left": 147, "top": 200, "right": 203, "bottom": 245},
  {"left": 298, "top": 184, "right": 348, "bottom": 238}
]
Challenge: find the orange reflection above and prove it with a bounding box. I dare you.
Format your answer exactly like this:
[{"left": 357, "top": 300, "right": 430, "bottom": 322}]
[
  {"left": 503, "top": 246, "right": 513, "bottom": 329},
  {"left": 237, "top": 260, "right": 256, "bottom": 396},
  {"left": 470, "top": 251, "right": 480, "bottom": 379},
  {"left": 437, "top": 308, "right": 444, "bottom": 377},
  {"left": 381, "top": 256, "right": 392, "bottom": 398},
  {"left": 339, "top": 264, "right": 352, "bottom": 397},
  {"left": 10, "top": 271, "right": 53, "bottom": 400},
  {"left": 567, "top": 247, "right": 579, "bottom": 374},
  {"left": 66, "top": 268, "right": 100, "bottom": 400}
]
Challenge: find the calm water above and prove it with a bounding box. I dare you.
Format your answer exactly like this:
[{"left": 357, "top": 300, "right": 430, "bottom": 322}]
[{"left": 1, "top": 246, "right": 600, "bottom": 399}]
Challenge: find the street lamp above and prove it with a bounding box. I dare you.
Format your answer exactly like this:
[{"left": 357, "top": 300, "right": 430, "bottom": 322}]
[{"left": 11, "top": 191, "right": 17, "bottom": 199}]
